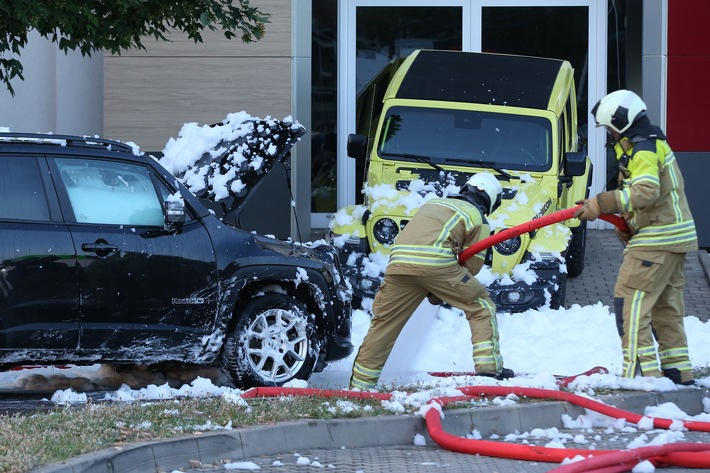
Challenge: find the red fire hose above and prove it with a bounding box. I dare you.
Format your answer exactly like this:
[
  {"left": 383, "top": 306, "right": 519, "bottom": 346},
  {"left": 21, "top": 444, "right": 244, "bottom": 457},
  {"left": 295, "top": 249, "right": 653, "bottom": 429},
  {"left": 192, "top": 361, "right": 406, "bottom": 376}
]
[
  {"left": 242, "top": 384, "right": 710, "bottom": 471},
  {"left": 424, "top": 385, "right": 710, "bottom": 468},
  {"left": 458, "top": 205, "right": 629, "bottom": 264}
]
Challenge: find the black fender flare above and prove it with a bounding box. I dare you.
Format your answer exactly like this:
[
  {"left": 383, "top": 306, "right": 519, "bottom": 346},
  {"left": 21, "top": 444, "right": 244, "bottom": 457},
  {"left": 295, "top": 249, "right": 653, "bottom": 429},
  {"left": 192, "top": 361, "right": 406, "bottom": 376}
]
[{"left": 217, "top": 263, "right": 335, "bottom": 339}]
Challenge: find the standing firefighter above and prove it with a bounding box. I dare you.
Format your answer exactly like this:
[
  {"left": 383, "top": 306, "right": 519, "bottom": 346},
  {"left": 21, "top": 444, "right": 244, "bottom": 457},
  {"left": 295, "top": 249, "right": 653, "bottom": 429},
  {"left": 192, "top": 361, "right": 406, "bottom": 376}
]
[
  {"left": 575, "top": 89, "right": 698, "bottom": 385},
  {"left": 349, "top": 172, "right": 514, "bottom": 390}
]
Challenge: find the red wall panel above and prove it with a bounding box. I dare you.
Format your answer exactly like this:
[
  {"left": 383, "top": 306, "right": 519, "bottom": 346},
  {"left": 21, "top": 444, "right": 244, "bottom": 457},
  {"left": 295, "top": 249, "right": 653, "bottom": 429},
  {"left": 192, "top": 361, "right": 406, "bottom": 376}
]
[
  {"left": 668, "top": 0, "right": 710, "bottom": 56},
  {"left": 667, "top": 1, "right": 710, "bottom": 151},
  {"left": 666, "top": 57, "right": 710, "bottom": 151}
]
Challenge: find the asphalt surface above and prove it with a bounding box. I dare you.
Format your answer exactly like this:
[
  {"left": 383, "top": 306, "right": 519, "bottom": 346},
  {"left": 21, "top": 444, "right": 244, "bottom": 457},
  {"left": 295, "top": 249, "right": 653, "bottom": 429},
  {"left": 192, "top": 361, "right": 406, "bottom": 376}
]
[{"left": 31, "top": 230, "right": 710, "bottom": 473}]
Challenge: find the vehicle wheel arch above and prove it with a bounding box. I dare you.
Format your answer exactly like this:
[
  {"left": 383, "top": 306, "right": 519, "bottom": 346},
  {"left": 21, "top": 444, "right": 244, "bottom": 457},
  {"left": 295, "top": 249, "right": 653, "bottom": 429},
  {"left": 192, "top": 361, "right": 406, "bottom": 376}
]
[
  {"left": 228, "top": 267, "right": 331, "bottom": 333},
  {"left": 219, "top": 265, "right": 330, "bottom": 323}
]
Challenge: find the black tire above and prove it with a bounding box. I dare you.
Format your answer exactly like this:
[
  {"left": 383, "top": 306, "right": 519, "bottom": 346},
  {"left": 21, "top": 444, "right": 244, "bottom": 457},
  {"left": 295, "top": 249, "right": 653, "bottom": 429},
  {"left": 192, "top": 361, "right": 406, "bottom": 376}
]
[
  {"left": 566, "top": 222, "right": 587, "bottom": 278},
  {"left": 222, "top": 293, "right": 322, "bottom": 388},
  {"left": 550, "top": 274, "right": 568, "bottom": 310}
]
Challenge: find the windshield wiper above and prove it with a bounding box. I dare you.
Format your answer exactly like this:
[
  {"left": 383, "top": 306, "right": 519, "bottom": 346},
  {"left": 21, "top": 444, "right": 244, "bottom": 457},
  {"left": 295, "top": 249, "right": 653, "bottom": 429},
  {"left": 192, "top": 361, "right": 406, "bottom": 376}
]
[
  {"left": 443, "top": 158, "right": 517, "bottom": 181},
  {"left": 381, "top": 152, "right": 446, "bottom": 174}
]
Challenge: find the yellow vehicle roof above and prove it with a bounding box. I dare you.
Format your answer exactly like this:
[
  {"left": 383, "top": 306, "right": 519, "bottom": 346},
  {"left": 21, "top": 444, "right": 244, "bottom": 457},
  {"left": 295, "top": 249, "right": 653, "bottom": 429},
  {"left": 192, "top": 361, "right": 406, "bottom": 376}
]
[{"left": 387, "top": 49, "right": 573, "bottom": 113}]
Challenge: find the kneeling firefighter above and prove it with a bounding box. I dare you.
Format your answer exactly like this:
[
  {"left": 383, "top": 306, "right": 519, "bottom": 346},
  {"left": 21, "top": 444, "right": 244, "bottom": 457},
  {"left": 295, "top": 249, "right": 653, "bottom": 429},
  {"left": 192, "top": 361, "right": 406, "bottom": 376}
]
[{"left": 349, "top": 172, "right": 514, "bottom": 390}]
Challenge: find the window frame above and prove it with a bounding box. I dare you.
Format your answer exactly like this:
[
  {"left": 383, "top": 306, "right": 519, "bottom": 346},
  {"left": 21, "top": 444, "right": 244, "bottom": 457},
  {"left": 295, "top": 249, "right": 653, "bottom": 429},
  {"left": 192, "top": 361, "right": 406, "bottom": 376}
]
[
  {"left": 0, "top": 155, "right": 54, "bottom": 223},
  {"left": 47, "top": 156, "right": 186, "bottom": 227}
]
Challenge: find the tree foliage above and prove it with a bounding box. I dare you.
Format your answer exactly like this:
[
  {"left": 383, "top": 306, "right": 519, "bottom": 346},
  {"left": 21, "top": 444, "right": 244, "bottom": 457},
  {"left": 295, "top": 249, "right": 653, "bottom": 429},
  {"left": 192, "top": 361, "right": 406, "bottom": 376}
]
[{"left": 0, "top": 0, "right": 270, "bottom": 94}]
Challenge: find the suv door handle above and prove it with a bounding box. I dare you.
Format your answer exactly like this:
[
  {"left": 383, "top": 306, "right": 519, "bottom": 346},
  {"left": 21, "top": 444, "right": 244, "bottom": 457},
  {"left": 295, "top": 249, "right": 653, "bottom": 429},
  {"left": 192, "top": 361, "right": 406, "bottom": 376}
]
[{"left": 81, "top": 241, "right": 118, "bottom": 257}]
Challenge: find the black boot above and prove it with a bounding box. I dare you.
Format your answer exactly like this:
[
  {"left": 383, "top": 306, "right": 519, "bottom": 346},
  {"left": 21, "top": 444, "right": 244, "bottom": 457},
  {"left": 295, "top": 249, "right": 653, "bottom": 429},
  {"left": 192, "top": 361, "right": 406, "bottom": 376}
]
[
  {"left": 663, "top": 368, "right": 695, "bottom": 386},
  {"left": 478, "top": 368, "right": 515, "bottom": 380}
]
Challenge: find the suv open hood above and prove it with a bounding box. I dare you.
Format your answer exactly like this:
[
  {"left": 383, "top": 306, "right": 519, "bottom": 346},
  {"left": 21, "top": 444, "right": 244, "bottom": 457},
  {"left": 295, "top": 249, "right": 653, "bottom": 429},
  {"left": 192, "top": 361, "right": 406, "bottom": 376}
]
[{"left": 159, "top": 112, "right": 305, "bottom": 222}]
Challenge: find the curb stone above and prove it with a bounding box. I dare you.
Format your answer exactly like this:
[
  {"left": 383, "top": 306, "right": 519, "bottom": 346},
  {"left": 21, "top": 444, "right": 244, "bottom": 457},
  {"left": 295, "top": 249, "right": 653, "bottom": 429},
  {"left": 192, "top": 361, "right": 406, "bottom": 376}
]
[{"left": 32, "top": 388, "right": 710, "bottom": 473}]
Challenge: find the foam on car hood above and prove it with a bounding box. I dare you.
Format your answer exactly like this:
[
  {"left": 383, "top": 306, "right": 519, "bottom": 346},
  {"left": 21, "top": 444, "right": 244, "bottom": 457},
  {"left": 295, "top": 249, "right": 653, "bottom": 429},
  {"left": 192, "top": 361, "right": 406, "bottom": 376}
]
[{"left": 159, "top": 112, "right": 306, "bottom": 222}]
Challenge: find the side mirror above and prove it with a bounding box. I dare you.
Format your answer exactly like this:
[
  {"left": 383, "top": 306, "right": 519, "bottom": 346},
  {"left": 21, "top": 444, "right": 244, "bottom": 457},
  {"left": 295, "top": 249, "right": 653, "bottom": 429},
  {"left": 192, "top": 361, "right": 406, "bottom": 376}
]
[
  {"left": 563, "top": 152, "right": 586, "bottom": 177},
  {"left": 164, "top": 199, "right": 186, "bottom": 228},
  {"left": 347, "top": 134, "right": 368, "bottom": 162}
]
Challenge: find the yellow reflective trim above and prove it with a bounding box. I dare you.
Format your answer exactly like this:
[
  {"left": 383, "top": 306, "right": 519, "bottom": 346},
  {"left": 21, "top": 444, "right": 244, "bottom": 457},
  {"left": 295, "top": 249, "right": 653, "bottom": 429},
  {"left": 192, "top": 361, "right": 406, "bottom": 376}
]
[
  {"left": 623, "top": 289, "right": 645, "bottom": 378},
  {"left": 658, "top": 347, "right": 690, "bottom": 358},
  {"left": 430, "top": 199, "right": 480, "bottom": 230},
  {"left": 353, "top": 362, "right": 381, "bottom": 378},
  {"left": 661, "top": 360, "right": 692, "bottom": 370},
  {"left": 631, "top": 175, "right": 659, "bottom": 186},
  {"left": 472, "top": 341, "right": 494, "bottom": 353},
  {"left": 619, "top": 189, "right": 631, "bottom": 212},
  {"left": 392, "top": 245, "right": 455, "bottom": 257},
  {"left": 628, "top": 220, "right": 697, "bottom": 248},
  {"left": 350, "top": 377, "right": 376, "bottom": 390}
]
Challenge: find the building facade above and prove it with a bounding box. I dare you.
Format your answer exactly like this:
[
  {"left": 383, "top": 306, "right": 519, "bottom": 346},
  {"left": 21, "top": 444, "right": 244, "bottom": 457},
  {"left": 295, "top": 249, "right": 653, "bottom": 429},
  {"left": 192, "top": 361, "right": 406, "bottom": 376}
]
[{"left": 1, "top": 0, "right": 707, "bottom": 246}]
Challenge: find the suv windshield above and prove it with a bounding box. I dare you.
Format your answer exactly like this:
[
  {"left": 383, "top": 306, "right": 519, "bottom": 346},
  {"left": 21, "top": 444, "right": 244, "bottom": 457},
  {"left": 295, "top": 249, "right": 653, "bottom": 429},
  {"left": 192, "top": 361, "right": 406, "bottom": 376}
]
[{"left": 377, "top": 107, "right": 552, "bottom": 172}]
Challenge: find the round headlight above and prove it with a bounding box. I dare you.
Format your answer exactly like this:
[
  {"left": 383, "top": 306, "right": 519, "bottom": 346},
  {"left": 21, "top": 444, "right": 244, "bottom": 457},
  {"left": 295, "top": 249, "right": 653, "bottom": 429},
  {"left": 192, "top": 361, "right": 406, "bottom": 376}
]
[
  {"left": 373, "top": 218, "right": 399, "bottom": 244},
  {"left": 495, "top": 235, "right": 522, "bottom": 255}
]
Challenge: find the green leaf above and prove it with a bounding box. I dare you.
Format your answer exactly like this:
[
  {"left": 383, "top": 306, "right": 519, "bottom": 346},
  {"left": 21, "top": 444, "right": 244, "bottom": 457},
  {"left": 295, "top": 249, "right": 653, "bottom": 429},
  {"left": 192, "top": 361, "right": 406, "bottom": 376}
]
[{"left": 0, "top": 0, "right": 271, "bottom": 93}]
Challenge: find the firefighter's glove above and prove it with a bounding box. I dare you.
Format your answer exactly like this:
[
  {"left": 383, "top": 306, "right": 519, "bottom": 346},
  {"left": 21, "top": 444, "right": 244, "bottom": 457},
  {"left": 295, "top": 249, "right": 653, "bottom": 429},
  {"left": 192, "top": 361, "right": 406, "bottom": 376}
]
[
  {"left": 574, "top": 198, "right": 601, "bottom": 221},
  {"left": 574, "top": 191, "right": 619, "bottom": 222},
  {"left": 615, "top": 226, "right": 632, "bottom": 244},
  {"left": 427, "top": 293, "right": 444, "bottom": 305}
]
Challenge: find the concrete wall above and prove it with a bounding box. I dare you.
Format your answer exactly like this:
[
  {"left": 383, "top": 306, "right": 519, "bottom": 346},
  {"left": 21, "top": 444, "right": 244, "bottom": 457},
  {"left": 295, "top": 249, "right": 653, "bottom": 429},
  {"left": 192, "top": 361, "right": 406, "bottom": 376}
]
[
  {"left": 0, "top": 30, "right": 103, "bottom": 135},
  {"left": 103, "top": 0, "right": 293, "bottom": 152}
]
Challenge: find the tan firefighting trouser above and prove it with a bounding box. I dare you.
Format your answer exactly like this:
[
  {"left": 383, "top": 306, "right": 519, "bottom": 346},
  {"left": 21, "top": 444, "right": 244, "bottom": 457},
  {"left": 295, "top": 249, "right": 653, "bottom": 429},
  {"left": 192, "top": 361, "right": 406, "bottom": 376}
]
[
  {"left": 350, "top": 264, "right": 502, "bottom": 390},
  {"left": 613, "top": 249, "right": 693, "bottom": 383}
]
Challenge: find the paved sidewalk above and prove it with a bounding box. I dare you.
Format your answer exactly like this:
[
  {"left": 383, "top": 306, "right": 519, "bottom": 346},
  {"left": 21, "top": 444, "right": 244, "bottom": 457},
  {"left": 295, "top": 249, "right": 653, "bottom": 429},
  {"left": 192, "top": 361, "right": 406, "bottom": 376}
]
[{"left": 567, "top": 230, "right": 710, "bottom": 322}]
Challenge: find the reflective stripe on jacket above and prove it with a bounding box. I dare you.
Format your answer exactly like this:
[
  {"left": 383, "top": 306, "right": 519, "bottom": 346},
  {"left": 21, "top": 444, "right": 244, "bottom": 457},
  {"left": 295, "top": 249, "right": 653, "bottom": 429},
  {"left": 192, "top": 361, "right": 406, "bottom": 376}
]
[
  {"left": 613, "top": 139, "right": 698, "bottom": 253},
  {"left": 387, "top": 198, "right": 488, "bottom": 276}
]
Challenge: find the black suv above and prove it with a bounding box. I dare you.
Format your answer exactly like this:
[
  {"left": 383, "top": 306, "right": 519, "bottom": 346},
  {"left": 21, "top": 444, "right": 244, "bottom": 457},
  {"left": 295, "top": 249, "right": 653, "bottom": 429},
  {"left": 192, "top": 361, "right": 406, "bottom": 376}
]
[{"left": 0, "top": 129, "right": 353, "bottom": 388}]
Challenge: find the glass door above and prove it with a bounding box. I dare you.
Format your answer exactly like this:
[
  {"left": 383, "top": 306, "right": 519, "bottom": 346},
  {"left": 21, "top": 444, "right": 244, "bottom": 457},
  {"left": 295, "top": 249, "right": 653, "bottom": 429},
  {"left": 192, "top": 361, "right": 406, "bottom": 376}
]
[
  {"left": 333, "top": 0, "right": 606, "bottom": 223},
  {"left": 329, "top": 1, "right": 466, "bottom": 227},
  {"left": 353, "top": 5, "right": 464, "bottom": 203}
]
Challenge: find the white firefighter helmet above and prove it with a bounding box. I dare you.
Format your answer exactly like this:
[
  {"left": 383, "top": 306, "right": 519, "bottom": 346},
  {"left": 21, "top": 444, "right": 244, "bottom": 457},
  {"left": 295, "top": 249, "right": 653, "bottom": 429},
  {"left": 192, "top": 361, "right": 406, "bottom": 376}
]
[
  {"left": 462, "top": 172, "right": 503, "bottom": 215},
  {"left": 591, "top": 89, "right": 647, "bottom": 134}
]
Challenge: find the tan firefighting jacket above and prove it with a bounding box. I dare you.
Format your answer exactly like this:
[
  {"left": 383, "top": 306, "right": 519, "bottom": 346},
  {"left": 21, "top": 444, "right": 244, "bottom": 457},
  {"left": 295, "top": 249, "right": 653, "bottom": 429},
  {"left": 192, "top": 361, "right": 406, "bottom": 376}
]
[
  {"left": 386, "top": 197, "right": 489, "bottom": 276},
  {"left": 612, "top": 138, "right": 697, "bottom": 253}
]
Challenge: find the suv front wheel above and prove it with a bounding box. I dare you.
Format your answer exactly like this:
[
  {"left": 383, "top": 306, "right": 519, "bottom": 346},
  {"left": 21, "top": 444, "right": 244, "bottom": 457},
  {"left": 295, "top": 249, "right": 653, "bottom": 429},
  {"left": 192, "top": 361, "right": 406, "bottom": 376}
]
[{"left": 222, "top": 293, "right": 322, "bottom": 388}]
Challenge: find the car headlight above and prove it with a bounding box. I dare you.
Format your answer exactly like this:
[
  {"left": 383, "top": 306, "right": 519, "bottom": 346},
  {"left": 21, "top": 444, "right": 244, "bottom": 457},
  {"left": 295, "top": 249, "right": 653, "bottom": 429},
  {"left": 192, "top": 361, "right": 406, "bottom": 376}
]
[
  {"left": 495, "top": 235, "right": 522, "bottom": 255},
  {"left": 373, "top": 218, "right": 399, "bottom": 244}
]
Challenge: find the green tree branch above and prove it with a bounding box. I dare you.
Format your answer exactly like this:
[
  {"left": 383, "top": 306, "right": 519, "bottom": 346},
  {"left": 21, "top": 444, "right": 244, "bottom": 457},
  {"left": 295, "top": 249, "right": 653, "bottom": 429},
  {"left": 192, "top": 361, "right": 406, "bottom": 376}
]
[{"left": 0, "top": 0, "right": 270, "bottom": 95}]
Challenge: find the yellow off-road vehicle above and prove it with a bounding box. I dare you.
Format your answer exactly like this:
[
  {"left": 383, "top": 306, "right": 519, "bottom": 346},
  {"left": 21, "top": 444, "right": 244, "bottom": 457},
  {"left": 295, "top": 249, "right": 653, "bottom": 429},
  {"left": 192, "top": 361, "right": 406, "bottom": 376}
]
[{"left": 330, "top": 49, "right": 592, "bottom": 312}]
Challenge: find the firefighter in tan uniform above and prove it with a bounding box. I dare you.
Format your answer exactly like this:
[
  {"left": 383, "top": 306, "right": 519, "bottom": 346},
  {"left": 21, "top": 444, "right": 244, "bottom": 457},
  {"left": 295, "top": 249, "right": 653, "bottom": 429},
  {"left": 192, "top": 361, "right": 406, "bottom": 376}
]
[
  {"left": 575, "top": 90, "right": 698, "bottom": 385},
  {"left": 350, "top": 173, "right": 513, "bottom": 390}
]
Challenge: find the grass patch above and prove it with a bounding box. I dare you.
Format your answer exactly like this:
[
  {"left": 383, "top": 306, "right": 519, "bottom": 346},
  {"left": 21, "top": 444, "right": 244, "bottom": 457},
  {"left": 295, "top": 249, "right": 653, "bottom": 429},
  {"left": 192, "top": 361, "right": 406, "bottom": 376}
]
[
  {"left": 2, "top": 368, "right": 707, "bottom": 472},
  {"left": 0, "top": 394, "right": 391, "bottom": 472}
]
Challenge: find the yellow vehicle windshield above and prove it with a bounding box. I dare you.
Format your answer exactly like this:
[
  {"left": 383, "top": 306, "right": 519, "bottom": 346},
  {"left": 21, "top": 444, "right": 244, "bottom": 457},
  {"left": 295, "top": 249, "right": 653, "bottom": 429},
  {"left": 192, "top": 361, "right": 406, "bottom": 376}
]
[{"left": 377, "top": 106, "right": 552, "bottom": 172}]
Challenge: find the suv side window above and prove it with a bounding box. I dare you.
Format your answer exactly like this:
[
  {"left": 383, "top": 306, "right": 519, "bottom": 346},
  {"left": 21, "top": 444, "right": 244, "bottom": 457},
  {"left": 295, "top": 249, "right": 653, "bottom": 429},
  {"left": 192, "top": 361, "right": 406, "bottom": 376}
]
[
  {"left": 0, "top": 157, "right": 50, "bottom": 221},
  {"left": 55, "top": 158, "right": 165, "bottom": 226}
]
